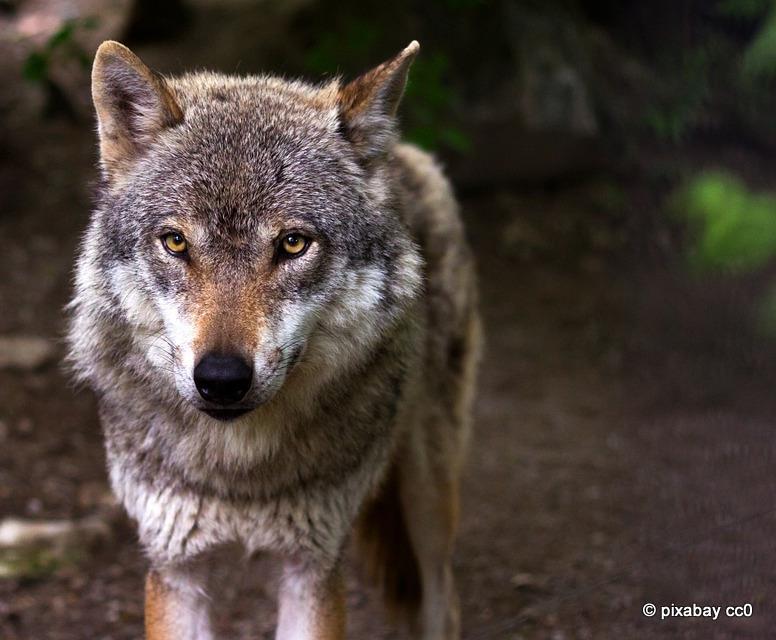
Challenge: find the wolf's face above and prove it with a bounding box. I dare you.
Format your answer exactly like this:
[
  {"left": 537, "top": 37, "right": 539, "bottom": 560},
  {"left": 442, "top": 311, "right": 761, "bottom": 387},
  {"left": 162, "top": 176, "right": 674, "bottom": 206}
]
[{"left": 79, "top": 42, "right": 422, "bottom": 421}]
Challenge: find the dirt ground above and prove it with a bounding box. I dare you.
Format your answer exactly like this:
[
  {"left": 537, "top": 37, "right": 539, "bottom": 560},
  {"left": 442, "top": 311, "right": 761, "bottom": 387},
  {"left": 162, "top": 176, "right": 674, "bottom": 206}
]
[{"left": 1, "top": 119, "right": 776, "bottom": 639}]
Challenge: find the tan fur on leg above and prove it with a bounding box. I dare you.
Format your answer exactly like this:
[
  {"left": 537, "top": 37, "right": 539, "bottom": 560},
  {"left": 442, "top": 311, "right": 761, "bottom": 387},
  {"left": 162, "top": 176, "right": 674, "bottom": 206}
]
[
  {"left": 145, "top": 568, "right": 212, "bottom": 640},
  {"left": 145, "top": 571, "right": 176, "bottom": 640},
  {"left": 395, "top": 431, "right": 465, "bottom": 640},
  {"left": 313, "top": 572, "right": 346, "bottom": 640}
]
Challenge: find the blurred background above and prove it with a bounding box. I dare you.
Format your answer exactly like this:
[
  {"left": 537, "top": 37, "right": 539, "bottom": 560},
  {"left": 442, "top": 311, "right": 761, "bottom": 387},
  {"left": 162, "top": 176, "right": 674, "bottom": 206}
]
[{"left": 1, "top": 0, "right": 776, "bottom": 638}]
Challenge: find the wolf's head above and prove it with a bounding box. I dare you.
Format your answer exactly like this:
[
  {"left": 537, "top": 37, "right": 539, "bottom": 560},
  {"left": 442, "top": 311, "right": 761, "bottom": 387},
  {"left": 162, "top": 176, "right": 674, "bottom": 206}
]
[{"left": 71, "top": 41, "right": 423, "bottom": 422}]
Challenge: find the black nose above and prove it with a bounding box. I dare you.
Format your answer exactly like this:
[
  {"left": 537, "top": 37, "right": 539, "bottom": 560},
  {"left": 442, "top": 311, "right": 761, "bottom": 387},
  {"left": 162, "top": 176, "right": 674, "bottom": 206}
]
[{"left": 193, "top": 353, "right": 253, "bottom": 405}]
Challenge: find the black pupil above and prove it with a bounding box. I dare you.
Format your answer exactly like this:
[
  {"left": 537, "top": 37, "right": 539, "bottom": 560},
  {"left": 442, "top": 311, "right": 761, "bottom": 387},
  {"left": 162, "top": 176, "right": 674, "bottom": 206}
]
[
  {"left": 172, "top": 234, "right": 182, "bottom": 245},
  {"left": 286, "top": 235, "right": 299, "bottom": 247}
]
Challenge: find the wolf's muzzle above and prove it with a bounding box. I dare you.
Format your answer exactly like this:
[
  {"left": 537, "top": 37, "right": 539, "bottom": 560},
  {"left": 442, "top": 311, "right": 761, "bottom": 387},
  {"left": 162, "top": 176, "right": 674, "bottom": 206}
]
[{"left": 193, "top": 353, "right": 253, "bottom": 405}]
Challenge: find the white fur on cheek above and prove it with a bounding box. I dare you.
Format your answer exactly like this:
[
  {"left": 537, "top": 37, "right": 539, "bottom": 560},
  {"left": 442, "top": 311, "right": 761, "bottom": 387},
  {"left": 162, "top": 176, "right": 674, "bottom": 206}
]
[
  {"left": 319, "top": 266, "right": 386, "bottom": 343},
  {"left": 108, "top": 264, "right": 161, "bottom": 330},
  {"left": 338, "top": 266, "right": 386, "bottom": 319},
  {"left": 108, "top": 264, "right": 198, "bottom": 395},
  {"left": 292, "top": 266, "right": 391, "bottom": 392},
  {"left": 109, "top": 264, "right": 173, "bottom": 373},
  {"left": 154, "top": 296, "right": 198, "bottom": 398},
  {"left": 252, "top": 298, "right": 319, "bottom": 401}
]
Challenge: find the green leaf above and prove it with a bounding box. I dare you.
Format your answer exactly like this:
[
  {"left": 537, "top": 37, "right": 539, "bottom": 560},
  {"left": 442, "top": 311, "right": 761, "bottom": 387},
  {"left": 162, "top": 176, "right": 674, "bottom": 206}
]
[
  {"left": 46, "top": 21, "right": 76, "bottom": 51},
  {"left": 439, "top": 127, "right": 471, "bottom": 152},
  {"left": 82, "top": 16, "right": 100, "bottom": 30},
  {"left": 742, "top": 8, "right": 776, "bottom": 80},
  {"left": 405, "top": 126, "right": 439, "bottom": 151},
  {"left": 22, "top": 52, "right": 48, "bottom": 82},
  {"left": 675, "top": 172, "right": 776, "bottom": 273}
]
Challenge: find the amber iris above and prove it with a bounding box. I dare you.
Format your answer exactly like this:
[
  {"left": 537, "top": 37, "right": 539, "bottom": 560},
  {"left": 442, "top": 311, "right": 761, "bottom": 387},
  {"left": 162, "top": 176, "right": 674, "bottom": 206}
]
[
  {"left": 162, "top": 232, "right": 188, "bottom": 255},
  {"left": 282, "top": 233, "right": 308, "bottom": 256}
]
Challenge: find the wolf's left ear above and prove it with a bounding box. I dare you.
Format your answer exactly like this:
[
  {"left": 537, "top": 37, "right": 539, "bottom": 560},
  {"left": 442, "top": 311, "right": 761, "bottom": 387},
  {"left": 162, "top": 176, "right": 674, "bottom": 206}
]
[
  {"left": 337, "top": 41, "right": 419, "bottom": 160},
  {"left": 92, "top": 41, "right": 183, "bottom": 181}
]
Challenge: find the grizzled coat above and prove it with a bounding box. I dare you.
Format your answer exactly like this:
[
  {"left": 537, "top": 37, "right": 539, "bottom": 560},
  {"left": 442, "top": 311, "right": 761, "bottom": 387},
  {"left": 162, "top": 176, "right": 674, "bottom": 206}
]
[{"left": 67, "top": 40, "right": 480, "bottom": 640}]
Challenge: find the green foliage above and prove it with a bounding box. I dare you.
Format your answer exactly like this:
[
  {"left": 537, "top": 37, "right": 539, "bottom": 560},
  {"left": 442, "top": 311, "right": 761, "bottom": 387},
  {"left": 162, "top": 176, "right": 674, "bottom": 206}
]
[
  {"left": 404, "top": 53, "right": 470, "bottom": 152},
  {"left": 0, "top": 545, "right": 80, "bottom": 580},
  {"left": 22, "top": 16, "right": 98, "bottom": 84},
  {"left": 675, "top": 171, "right": 776, "bottom": 334},
  {"left": 716, "top": 0, "right": 776, "bottom": 82},
  {"left": 741, "top": 6, "right": 776, "bottom": 80},
  {"left": 640, "top": 2, "right": 776, "bottom": 141},
  {"left": 675, "top": 172, "right": 776, "bottom": 273},
  {"left": 302, "top": 18, "right": 379, "bottom": 76}
]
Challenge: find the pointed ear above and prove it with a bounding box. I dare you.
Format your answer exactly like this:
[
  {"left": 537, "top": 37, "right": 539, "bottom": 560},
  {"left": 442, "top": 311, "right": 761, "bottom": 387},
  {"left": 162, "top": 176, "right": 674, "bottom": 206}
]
[
  {"left": 91, "top": 41, "right": 183, "bottom": 181},
  {"left": 337, "top": 41, "right": 419, "bottom": 160}
]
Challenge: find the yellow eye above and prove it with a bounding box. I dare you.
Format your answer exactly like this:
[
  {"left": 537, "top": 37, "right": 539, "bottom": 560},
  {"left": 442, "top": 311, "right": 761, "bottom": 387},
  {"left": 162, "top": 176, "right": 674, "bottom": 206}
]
[
  {"left": 281, "top": 233, "right": 308, "bottom": 257},
  {"left": 162, "top": 232, "right": 188, "bottom": 255}
]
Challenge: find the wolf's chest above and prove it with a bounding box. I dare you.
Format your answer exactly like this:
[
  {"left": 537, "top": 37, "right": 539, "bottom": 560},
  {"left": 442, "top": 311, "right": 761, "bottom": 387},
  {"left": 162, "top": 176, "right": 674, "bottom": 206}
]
[{"left": 108, "top": 451, "right": 380, "bottom": 565}]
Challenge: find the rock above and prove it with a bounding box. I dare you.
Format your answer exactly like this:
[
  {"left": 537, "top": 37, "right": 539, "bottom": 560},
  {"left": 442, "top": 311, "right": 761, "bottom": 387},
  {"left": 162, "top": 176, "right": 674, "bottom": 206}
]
[
  {"left": 0, "top": 335, "right": 55, "bottom": 370},
  {"left": 506, "top": 4, "right": 598, "bottom": 138},
  {"left": 24, "top": 497, "right": 42, "bottom": 514},
  {"left": 0, "top": 515, "right": 110, "bottom": 548},
  {"left": 440, "top": 5, "right": 655, "bottom": 189},
  {"left": 510, "top": 571, "right": 549, "bottom": 593}
]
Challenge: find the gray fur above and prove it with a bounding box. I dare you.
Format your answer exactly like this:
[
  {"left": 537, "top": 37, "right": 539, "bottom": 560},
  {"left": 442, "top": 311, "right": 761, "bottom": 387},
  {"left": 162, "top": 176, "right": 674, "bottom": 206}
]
[{"left": 68, "top": 41, "right": 480, "bottom": 639}]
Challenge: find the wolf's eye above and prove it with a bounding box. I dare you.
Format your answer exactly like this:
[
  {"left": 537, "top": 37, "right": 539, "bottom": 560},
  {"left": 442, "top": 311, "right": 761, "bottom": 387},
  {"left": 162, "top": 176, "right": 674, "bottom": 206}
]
[
  {"left": 280, "top": 233, "right": 309, "bottom": 258},
  {"left": 162, "top": 232, "right": 188, "bottom": 256}
]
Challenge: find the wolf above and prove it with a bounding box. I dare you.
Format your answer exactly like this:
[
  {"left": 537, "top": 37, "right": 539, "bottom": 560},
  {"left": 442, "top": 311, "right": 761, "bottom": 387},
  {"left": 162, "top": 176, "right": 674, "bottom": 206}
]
[{"left": 67, "top": 39, "right": 481, "bottom": 640}]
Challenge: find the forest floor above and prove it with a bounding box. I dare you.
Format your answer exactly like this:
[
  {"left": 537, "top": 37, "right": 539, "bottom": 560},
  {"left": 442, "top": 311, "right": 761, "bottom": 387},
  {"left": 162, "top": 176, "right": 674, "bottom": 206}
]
[{"left": 1, "top": 116, "right": 776, "bottom": 640}]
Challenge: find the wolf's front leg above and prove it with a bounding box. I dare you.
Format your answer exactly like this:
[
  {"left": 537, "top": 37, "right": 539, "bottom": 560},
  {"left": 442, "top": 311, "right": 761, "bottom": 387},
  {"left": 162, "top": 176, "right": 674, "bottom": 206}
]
[
  {"left": 276, "top": 561, "right": 345, "bottom": 640},
  {"left": 145, "top": 566, "right": 213, "bottom": 640}
]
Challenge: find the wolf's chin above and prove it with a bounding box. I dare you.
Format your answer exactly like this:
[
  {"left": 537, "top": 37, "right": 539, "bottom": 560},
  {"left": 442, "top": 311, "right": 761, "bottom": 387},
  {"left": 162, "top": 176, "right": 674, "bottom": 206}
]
[{"left": 201, "top": 407, "right": 254, "bottom": 422}]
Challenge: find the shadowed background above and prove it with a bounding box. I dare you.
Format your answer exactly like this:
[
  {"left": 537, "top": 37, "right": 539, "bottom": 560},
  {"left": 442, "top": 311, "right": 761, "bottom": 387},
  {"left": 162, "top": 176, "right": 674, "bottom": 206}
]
[{"left": 1, "top": 0, "right": 776, "bottom": 638}]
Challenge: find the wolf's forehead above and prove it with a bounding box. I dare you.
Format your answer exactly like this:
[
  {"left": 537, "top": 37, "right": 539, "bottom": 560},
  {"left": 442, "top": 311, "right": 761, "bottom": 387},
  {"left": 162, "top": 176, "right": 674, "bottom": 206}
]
[
  {"left": 160, "top": 149, "right": 337, "bottom": 234},
  {"left": 167, "top": 84, "right": 345, "bottom": 187},
  {"left": 171, "top": 73, "right": 341, "bottom": 136},
  {"left": 143, "top": 74, "right": 355, "bottom": 230}
]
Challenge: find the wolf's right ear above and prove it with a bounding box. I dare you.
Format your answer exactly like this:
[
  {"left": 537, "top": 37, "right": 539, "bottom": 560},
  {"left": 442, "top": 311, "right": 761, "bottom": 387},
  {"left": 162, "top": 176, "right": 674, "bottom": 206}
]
[
  {"left": 337, "top": 41, "right": 419, "bottom": 161},
  {"left": 91, "top": 41, "right": 183, "bottom": 181}
]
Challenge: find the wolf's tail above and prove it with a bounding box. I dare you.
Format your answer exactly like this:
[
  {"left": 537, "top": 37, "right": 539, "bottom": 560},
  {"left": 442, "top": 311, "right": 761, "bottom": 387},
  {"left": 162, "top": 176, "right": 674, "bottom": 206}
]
[{"left": 355, "top": 461, "right": 422, "bottom": 622}]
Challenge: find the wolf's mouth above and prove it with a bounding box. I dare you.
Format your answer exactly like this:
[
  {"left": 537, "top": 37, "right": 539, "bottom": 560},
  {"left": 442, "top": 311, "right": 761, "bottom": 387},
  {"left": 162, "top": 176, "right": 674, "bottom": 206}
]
[{"left": 201, "top": 407, "right": 253, "bottom": 421}]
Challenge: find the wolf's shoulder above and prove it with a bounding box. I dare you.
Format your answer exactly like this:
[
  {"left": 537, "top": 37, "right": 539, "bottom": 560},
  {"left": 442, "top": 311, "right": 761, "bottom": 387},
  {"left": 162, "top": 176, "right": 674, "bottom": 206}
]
[
  {"left": 391, "top": 143, "right": 456, "bottom": 219},
  {"left": 390, "top": 141, "right": 475, "bottom": 333},
  {"left": 390, "top": 143, "right": 466, "bottom": 260}
]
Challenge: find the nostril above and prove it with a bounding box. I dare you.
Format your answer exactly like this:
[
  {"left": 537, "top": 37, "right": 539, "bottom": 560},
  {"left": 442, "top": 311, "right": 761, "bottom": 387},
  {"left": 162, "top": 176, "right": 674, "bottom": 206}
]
[{"left": 193, "top": 353, "right": 253, "bottom": 405}]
